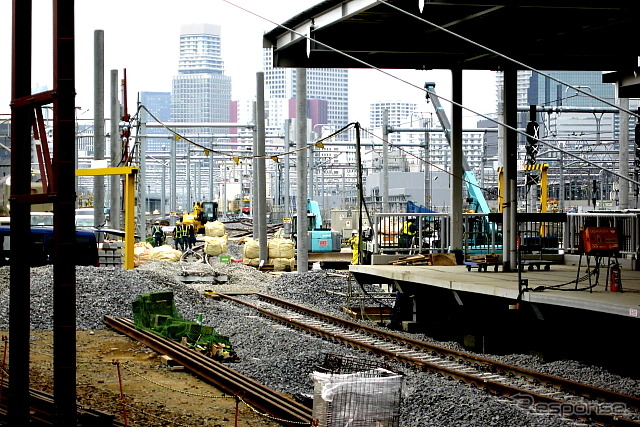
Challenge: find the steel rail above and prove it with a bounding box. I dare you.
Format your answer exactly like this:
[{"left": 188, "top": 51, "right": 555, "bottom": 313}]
[
  {"left": 103, "top": 315, "right": 312, "bottom": 427},
  {"left": 254, "top": 293, "right": 640, "bottom": 411},
  {"left": 0, "top": 380, "right": 124, "bottom": 426},
  {"left": 220, "top": 293, "right": 640, "bottom": 426}
]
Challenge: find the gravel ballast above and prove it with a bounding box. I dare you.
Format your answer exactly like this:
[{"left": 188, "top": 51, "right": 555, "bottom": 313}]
[{"left": 0, "top": 261, "right": 637, "bottom": 426}]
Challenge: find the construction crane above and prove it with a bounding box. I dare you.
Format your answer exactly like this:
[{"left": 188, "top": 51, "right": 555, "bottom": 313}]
[{"left": 424, "top": 82, "right": 490, "bottom": 214}]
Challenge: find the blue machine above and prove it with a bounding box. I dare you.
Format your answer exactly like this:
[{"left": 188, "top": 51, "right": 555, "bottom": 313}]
[{"left": 300, "top": 199, "right": 341, "bottom": 253}]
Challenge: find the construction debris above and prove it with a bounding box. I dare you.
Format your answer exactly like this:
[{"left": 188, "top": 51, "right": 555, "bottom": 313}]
[
  {"left": 389, "top": 253, "right": 457, "bottom": 266},
  {"left": 390, "top": 254, "right": 430, "bottom": 265}
]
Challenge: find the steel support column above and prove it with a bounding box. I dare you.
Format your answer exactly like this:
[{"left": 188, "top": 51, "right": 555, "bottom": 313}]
[
  {"left": 503, "top": 68, "right": 518, "bottom": 271},
  {"left": 52, "top": 1, "right": 78, "bottom": 424},
  {"left": 450, "top": 69, "right": 463, "bottom": 250},
  {"left": 9, "top": 1, "right": 33, "bottom": 424}
]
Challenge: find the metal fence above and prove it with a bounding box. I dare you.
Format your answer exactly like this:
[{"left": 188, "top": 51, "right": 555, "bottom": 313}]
[
  {"left": 368, "top": 211, "right": 639, "bottom": 258},
  {"left": 565, "top": 213, "right": 639, "bottom": 255}
]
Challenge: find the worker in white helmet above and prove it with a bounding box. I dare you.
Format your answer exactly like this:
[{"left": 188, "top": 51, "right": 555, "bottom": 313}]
[{"left": 347, "top": 229, "right": 360, "bottom": 265}]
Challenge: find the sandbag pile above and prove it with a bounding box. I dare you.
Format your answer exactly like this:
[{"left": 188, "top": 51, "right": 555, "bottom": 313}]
[
  {"left": 203, "top": 221, "right": 229, "bottom": 256},
  {"left": 243, "top": 239, "right": 260, "bottom": 267},
  {"left": 134, "top": 243, "right": 182, "bottom": 266},
  {"left": 204, "top": 235, "right": 228, "bottom": 256},
  {"left": 134, "top": 242, "right": 153, "bottom": 267},
  {"left": 205, "top": 221, "right": 226, "bottom": 237},
  {"left": 242, "top": 238, "right": 296, "bottom": 270},
  {"left": 268, "top": 238, "right": 295, "bottom": 271},
  {"left": 150, "top": 245, "right": 182, "bottom": 262}
]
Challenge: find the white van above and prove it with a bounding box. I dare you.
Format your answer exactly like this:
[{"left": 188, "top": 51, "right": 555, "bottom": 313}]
[{"left": 75, "top": 208, "right": 95, "bottom": 228}]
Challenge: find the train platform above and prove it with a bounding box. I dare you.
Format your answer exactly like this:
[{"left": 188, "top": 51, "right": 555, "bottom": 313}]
[
  {"left": 350, "top": 259, "right": 640, "bottom": 375},
  {"left": 350, "top": 261, "right": 640, "bottom": 319}
]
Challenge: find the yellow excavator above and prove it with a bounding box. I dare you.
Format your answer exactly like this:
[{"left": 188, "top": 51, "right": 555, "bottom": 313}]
[{"left": 181, "top": 201, "right": 218, "bottom": 234}]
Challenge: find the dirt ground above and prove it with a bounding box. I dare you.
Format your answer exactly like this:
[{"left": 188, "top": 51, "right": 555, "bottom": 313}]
[{"left": 3, "top": 329, "right": 283, "bottom": 427}]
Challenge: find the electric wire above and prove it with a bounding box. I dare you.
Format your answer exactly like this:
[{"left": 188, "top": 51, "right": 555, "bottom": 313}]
[{"left": 137, "top": 103, "right": 356, "bottom": 163}]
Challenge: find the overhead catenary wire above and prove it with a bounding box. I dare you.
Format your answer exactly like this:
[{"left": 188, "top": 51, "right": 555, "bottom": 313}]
[
  {"left": 221, "top": 0, "right": 640, "bottom": 187},
  {"left": 137, "top": 103, "right": 355, "bottom": 163}
]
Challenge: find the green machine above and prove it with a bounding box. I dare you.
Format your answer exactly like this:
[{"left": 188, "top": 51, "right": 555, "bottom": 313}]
[{"left": 132, "top": 291, "right": 236, "bottom": 360}]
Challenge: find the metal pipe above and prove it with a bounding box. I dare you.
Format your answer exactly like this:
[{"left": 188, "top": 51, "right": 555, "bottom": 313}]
[{"left": 170, "top": 136, "right": 177, "bottom": 217}]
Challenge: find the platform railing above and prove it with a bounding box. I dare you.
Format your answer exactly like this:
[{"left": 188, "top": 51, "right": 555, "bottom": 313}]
[
  {"left": 368, "top": 211, "right": 639, "bottom": 259},
  {"left": 370, "top": 212, "right": 451, "bottom": 255},
  {"left": 566, "top": 212, "right": 638, "bottom": 255}
]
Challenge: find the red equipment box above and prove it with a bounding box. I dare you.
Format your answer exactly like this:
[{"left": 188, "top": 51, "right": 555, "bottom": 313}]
[{"left": 580, "top": 227, "right": 619, "bottom": 253}]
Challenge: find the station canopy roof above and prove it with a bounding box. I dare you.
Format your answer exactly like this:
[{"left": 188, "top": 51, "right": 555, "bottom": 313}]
[{"left": 263, "top": 0, "right": 640, "bottom": 74}]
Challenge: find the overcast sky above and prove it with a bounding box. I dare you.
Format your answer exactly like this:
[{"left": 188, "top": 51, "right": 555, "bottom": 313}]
[{"left": 0, "top": 0, "right": 497, "bottom": 127}]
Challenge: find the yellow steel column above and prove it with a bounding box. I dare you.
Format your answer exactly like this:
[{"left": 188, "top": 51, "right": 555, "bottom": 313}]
[
  {"left": 497, "top": 167, "right": 504, "bottom": 213},
  {"left": 123, "top": 170, "right": 136, "bottom": 269},
  {"left": 540, "top": 165, "right": 548, "bottom": 213},
  {"left": 76, "top": 166, "right": 138, "bottom": 269}
]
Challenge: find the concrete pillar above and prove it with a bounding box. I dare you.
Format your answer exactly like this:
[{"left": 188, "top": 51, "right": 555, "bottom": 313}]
[
  {"left": 296, "top": 68, "right": 309, "bottom": 272},
  {"left": 256, "top": 72, "right": 268, "bottom": 262},
  {"left": 93, "top": 30, "right": 105, "bottom": 227}
]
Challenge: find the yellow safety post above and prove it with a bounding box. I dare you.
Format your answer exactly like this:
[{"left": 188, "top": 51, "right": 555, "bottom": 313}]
[
  {"left": 522, "top": 164, "right": 549, "bottom": 213},
  {"left": 496, "top": 164, "right": 549, "bottom": 214},
  {"left": 75, "top": 167, "right": 139, "bottom": 269},
  {"left": 497, "top": 167, "right": 504, "bottom": 213}
]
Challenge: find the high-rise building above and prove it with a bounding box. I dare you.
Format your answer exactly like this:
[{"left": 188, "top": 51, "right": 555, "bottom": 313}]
[
  {"left": 369, "top": 101, "right": 418, "bottom": 144},
  {"left": 172, "top": 24, "right": 231, "bottom": 128},
  {"left": 263, "top": 49, "right": 347, "bottom": 135},
  {"left": 141, "top": 91, "right": 171, "bottom": 152},
  {"left": 495, "top": 70, "right": 616, "bottom": 138},
  {"left": 169, "top": 24, "right": 232, "bottom": 209}
]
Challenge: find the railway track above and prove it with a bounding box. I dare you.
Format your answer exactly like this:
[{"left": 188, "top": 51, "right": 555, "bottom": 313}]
[
  {"left": 220, "top": 293, "right": 640, "bottom": 426},
  {"left": 0, "top": 381, "right": 124, "bottom": 426},
  {"left": 103, "top": 315, "right": 313, "bottom": 427}
]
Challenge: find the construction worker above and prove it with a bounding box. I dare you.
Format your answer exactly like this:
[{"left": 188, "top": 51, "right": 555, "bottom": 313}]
[
  {"left": 347, "top": 229, "right": 360, "bottom": 265},
  {"left": 400, "top": 217, "right": 417, "bottom": 248},
  {"left": 174, "top": 221, "right": 185, "bottom": 251},
  {"left": 185, "top": 222, "right": 196, "bottom": 249},
  {"left": 151, "top": 221, "right": 165, "bottom": 247}
]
